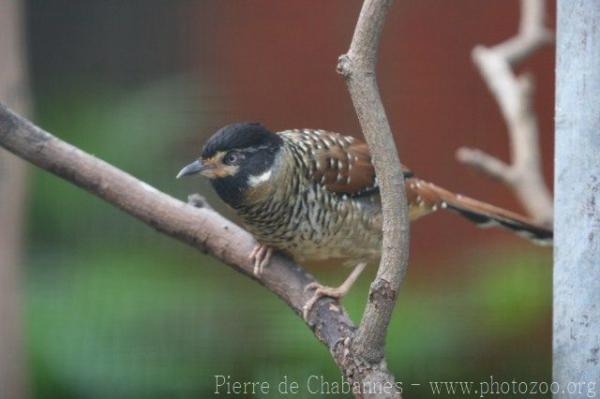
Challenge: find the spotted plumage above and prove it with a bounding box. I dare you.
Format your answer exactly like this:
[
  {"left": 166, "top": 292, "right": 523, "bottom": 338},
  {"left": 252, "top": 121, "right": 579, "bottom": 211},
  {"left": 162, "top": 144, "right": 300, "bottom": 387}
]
[
  {"left": 177, "top": 123, "right": 552, "bottom": 314},
  {"left": 235, "top": 130, "right": 381, "bottom": 263},
  {"left": 178, "top": 122, "right": 551, "bottom": 256}
]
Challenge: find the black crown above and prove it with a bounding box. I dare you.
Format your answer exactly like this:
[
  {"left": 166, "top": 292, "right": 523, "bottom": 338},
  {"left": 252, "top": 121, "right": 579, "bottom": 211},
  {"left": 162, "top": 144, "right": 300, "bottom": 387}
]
[{"left": 202, "top": 122, "right": 282, "bottom": 158}]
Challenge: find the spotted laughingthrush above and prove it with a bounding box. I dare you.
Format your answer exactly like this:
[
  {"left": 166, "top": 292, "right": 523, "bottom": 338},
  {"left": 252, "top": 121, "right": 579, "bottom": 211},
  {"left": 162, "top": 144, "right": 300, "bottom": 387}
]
[{"left": 177, "top": 123, "right": 552, "bottom": 317}]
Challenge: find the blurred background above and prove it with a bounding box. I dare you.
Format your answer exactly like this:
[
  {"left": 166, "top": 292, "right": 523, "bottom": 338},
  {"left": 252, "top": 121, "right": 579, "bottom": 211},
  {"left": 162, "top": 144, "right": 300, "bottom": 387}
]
[{"left": 0, "top": 0, "right": 554, "bottom": 398}]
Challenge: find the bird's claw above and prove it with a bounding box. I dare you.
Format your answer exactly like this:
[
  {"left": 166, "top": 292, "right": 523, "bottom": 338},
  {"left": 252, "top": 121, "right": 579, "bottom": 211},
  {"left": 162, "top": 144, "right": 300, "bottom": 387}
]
[
  {"left": 302, "top": 282, "right": 346, "bottom": 320},
  {"left": 249, "top": 244, "right": 273, "bottom": 276},
  {"left": 301, "top": 262, "right": 367, "bottom": 320}
]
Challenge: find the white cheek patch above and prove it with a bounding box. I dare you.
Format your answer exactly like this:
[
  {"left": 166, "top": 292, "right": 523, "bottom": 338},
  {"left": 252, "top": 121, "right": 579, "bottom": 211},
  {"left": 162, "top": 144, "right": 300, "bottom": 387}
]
[{"left": 248, "top": 169, "right": 272, "bottom": 187}]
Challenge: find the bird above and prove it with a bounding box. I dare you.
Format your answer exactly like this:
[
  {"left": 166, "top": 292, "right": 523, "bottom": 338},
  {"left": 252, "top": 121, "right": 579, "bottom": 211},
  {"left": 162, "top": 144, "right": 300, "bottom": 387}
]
[{"left": 177, "top": 122, "right": 552, "bottom": 317}]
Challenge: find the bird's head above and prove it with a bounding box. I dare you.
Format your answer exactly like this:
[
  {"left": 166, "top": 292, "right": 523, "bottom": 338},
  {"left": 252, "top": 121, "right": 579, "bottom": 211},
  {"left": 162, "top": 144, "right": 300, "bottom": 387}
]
[{"left": 177, "top": 122, "right": 283, "bottom": 207}]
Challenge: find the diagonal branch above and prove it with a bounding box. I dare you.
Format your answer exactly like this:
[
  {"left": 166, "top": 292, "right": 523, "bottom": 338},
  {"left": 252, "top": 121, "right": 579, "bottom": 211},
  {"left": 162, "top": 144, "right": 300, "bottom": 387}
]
[
  {"left": 457, "top": 0, "right": 553, "bottom": 226},
  {"left": 337, "top": 0, "right": 409, "bottom": 396},
  {"left": 0, "top": 103, "right": 371, "bottom": 394}
]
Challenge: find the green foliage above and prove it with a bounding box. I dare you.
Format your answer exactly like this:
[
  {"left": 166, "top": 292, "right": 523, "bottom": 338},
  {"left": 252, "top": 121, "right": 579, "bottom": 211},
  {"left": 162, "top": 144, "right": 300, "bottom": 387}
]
[
  {"left": 28, "top": 77, "right": 205, "bottom": 245},
  {"left": 26, "top": 247, "right": 551, "bottom": 398}
]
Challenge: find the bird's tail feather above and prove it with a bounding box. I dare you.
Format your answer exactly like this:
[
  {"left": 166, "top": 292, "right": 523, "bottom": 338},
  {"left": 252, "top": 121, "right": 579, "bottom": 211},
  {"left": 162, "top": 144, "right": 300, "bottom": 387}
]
[{"left": 406, "top": 178, "right": 553, "bottom": 245}]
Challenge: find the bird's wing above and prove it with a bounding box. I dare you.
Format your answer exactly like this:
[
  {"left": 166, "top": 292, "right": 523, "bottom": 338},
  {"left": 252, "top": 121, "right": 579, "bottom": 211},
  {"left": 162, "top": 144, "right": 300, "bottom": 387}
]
[{"left": 283, "top": 129, "right": 412, "bottom": 197}]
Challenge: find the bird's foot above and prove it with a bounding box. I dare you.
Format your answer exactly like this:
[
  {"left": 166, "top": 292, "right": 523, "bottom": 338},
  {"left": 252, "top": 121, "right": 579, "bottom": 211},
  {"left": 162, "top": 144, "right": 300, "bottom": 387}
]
[
  {"left": 302, "top": 262, "right": 367, "bottom": 320},
  {"left": 249, "top": 243, "right": 273, "bottom": 276}
]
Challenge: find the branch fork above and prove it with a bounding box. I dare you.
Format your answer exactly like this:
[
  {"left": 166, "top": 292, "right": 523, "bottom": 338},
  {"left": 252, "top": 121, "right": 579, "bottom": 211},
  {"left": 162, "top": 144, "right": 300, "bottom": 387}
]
[{"left": 457, "top": 0, "right": 553, "bottom": 226}]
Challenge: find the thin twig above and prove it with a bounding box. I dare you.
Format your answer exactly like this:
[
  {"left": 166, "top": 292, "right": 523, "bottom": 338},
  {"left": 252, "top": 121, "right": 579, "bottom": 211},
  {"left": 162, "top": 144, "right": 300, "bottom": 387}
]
[
  {"left": 337, "top": 0, "right": 409, "bottom": 397},
  {"left": 457, "top": 0, "right": 553, "bottom": 226}
]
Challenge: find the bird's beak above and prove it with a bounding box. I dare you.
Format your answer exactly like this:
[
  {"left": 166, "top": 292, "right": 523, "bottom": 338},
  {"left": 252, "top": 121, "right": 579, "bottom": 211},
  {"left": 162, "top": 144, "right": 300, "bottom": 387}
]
[{"left": 176, "top": 160, "right": 206, "bottom": 179}]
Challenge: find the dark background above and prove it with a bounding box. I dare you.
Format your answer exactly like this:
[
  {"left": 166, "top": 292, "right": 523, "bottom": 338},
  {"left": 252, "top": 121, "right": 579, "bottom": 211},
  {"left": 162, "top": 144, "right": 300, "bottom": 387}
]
[{"left": 23, "top": 1, "right": 554, "bottom": 397}]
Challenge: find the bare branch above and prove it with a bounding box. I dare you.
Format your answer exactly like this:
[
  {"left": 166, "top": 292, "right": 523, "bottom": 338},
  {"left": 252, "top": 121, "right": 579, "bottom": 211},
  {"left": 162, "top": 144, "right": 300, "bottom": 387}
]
[
  {"left": 0, "top": 103, "right": 410, "bottom": 399},
  {"left": 457, "top": 0, "right": 554, "bottom": 226},
  {"left": 456, "top": 147, "right": 513, "bottom": 184},
  {"left": 494, "top": 0, "right": 553, "bottom": 65},
  {"left": 337, "top": 0, "right": 409, "bottom": 396}
]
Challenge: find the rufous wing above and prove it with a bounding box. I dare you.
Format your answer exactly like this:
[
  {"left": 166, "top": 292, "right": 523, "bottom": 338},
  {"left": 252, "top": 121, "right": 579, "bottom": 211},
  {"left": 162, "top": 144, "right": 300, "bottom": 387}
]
[{"left": 298, "top": 130, "right": 411, "bottom": 197}]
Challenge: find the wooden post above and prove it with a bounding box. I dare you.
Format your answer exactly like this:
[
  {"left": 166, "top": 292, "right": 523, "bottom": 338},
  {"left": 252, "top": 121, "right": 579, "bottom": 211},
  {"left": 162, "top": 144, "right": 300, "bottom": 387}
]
[{"left": 554, "top": 1, "right": 600, "bottom": 395}]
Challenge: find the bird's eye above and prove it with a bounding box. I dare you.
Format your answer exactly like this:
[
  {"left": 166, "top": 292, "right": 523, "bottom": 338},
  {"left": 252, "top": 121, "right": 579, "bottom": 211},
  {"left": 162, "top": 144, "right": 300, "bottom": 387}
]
[{"left": 223, "top": 151, "right": 243, "bottom": 165}]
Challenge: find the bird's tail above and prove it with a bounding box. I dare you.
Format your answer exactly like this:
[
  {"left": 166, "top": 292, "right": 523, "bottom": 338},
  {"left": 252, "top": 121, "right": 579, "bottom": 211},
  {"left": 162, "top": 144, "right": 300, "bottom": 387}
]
[{"left": 406, "top": 178, "right": 553, "bottom": 245}]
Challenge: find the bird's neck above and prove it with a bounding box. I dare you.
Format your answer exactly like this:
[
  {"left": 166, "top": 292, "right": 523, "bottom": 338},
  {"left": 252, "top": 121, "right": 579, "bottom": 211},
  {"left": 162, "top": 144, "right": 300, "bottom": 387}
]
[{"left": 242, "top": 148, "right": 292, "bottom": 205}]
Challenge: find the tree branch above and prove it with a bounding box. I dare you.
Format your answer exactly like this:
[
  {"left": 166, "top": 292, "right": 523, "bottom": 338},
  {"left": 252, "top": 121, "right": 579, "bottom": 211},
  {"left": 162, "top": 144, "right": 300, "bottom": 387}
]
[
  {"left": 0, "top": 102, "right": 409, "bottom": 398},
  {"left": 456, "top": 0, "right": 553, "bottom": 226},
  {"left": 337, "top": 0, "right": 409, "bottom": 396}
]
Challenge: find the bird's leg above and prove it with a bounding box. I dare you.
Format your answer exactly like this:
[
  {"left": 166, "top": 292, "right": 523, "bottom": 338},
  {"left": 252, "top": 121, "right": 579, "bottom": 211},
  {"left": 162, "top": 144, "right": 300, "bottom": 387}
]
[
  {"left": 249, "top": 243, "right": 273, "bottom": 276},
  {"left": 302, "top": 262, "right": 367, "bottom": 320}
]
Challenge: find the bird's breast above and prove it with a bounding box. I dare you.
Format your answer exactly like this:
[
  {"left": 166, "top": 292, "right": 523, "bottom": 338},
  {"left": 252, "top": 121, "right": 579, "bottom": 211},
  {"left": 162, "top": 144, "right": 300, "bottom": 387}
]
[{"left": 237, "top": 184, "right": 382, "bottom": 263}]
